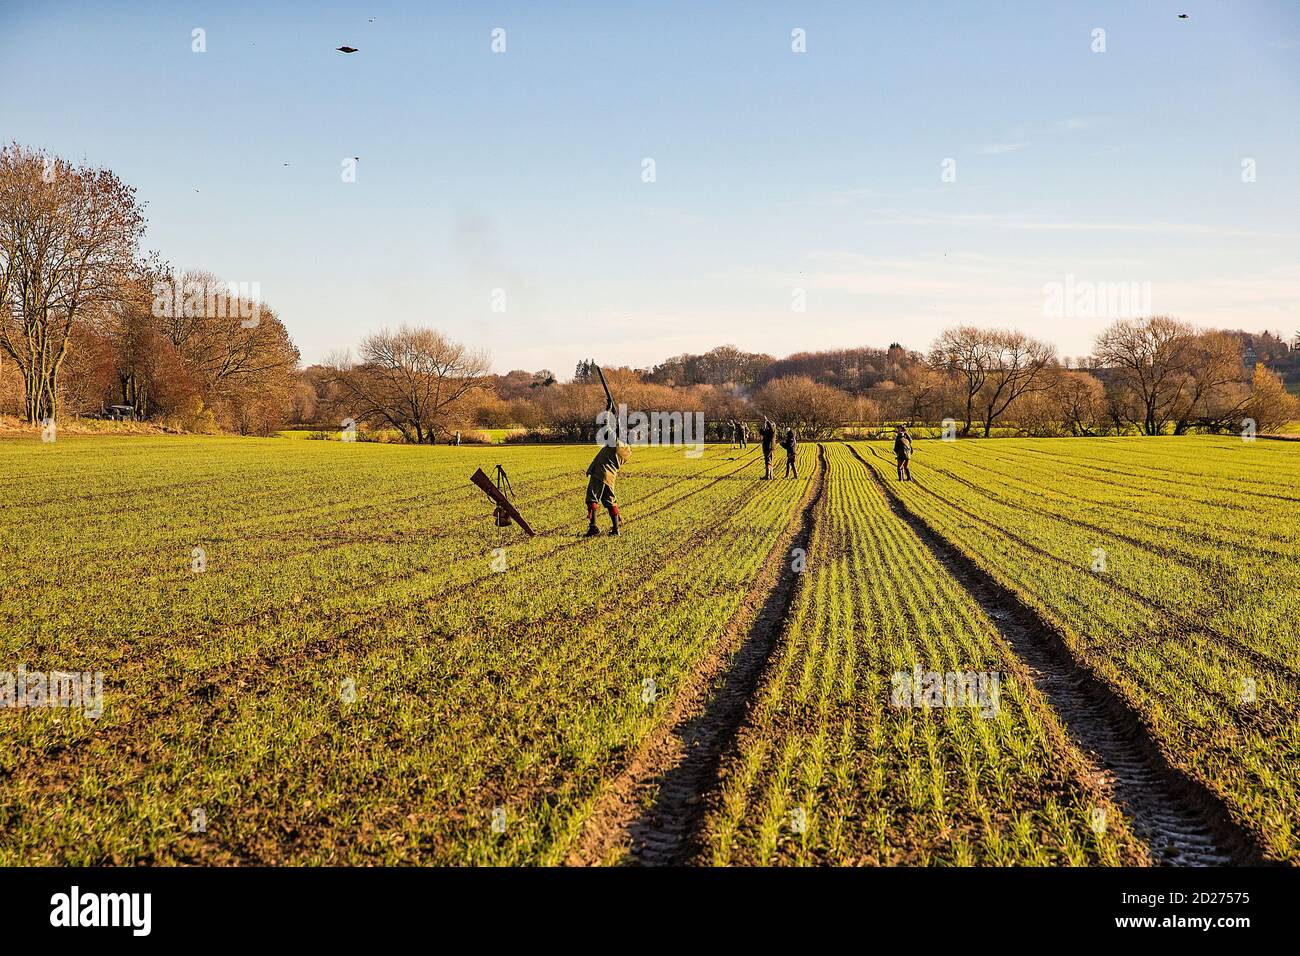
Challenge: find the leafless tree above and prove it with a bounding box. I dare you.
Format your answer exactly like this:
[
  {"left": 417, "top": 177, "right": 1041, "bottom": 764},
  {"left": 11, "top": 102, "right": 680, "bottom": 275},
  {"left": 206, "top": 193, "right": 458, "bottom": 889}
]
[
  {"left": 928, "top": 326, "right": 990, "bottom": 436},
  {"left": 752, "top": 375, "right": 854, "bottom": 437},
  {"left": 1172, "top": 331, "right": 1250, "bottom": 434},
  {"left": 1093, "top": 316, "right": 1196, "bottom": 435},
  {"left": 1056, "top": 370, "right": 1108, "bottom": 436},
  {"left": 975, "top": 329, "right": 1056, "bottom": 437},
  {"left": 1244, "top": 366, "right": 1300, "bottom": 434},
  {"left": 328, "top": 325, "right": 489, "bottom": 442}
]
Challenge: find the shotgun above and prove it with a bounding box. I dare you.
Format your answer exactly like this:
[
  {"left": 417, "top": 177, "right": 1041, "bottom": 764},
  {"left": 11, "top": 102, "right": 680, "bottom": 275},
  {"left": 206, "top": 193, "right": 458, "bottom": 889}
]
[
  {"left": 594, "top": 363, "right": 616, "bottom": 415},
  {"left": 593, "top": 363, "right": 621, "bottom": 443}
]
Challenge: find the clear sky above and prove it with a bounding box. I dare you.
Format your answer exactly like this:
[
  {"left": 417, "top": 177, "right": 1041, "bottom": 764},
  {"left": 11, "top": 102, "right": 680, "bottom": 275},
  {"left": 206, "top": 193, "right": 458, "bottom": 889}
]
[{"left": 3, "top": 0, "right": 1298, "bottom": 375}]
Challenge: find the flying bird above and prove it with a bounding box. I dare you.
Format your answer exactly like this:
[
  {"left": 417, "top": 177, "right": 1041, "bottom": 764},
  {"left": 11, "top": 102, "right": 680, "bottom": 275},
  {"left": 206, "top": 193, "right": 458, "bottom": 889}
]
[
  {"left": 336, "top": 46, "right": 358, "bottom": 53},
  {"left": 1178, "top": 13, "right": 1189, "bottom": 18}
]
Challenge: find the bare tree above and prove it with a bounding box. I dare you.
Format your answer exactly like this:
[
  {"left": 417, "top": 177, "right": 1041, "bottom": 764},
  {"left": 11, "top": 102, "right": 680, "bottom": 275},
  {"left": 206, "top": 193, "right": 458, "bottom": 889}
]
[
  {"left": 0, "top": 144, "right": 145, "bottom": 422},
  {"left": 890, "top": 363, "right": 948, "bottom": 423},
  {"left": 928, "top": 326, "right": 989, "bottom": 436},
  {"left": 752, "top": 375, "right": 854, "bottom": 438},
  {"left": 1094, "top": 316, "right": 1196, "bottom": 435},
  {"left": 1172, "top": 331, "right": 1249, "bottom": 434},
  {"left": 975, "top": 329, "right": 1056, "bottom": 437},
  {"left": 328, "top": 325, "right": 489, "bottom": 442},
  {"left": 1056, "top": 370, "right": 1107, "bottom": 436}
]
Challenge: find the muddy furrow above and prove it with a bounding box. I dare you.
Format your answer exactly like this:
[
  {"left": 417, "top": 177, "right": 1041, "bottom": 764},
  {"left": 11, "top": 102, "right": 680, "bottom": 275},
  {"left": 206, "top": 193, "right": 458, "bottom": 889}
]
[
  {"left": 568, "top": 445, "right": 826, "bottom": 867},
  {"left": 847, "top": 444, "right": 1265, "bottom": 867}
]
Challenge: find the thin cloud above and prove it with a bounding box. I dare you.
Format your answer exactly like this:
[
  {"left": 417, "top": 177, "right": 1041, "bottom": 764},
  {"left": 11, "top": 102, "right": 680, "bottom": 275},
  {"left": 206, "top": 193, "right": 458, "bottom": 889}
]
[
  {"left": 863, "top": 213, "right": 1300, "bottom": 241},
  {"left": 1053, "top": 117, "right": 1091, "bottom": 132},
  {"left": 977, "top": 142, "right": 1028, "bottom": 155}
]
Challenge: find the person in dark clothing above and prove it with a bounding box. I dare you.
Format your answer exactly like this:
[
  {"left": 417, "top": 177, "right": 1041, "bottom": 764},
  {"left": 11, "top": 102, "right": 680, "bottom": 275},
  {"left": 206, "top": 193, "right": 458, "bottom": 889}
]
[
  {"left": 781, "top": 428, "right": 798, "bottom": 478},
  {"left": 759, "top": 416, "right": 776, "bottom": 480},
  {"left": 893, "top": 425, "right": 913, "bottom": 481},
  {"left": 586, "top": 440, "right": 631, "bottom": 535}
]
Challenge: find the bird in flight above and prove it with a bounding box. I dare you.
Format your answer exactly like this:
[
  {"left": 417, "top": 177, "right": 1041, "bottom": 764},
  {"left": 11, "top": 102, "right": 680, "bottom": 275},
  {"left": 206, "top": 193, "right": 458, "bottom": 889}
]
[
  {"left": 336, "top": 46, "right": 358, "bottom": 53},
  {"left": 1178, "top": 13, "right": 1189, "bottom": 18}
]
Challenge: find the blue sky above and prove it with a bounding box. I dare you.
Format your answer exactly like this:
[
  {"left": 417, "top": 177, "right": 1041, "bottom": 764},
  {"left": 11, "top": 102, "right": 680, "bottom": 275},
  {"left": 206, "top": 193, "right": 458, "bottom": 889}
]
[{"left": 2, "top": 0, "right": 1298, "bottom": 374}]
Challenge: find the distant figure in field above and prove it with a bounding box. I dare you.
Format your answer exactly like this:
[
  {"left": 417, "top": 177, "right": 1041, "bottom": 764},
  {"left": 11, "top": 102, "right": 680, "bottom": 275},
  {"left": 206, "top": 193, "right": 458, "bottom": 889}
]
[
  {"left": 894, "top": 425, "right": 913, "bottom": 481},
  {"left": 729, "top": 418, "right": 740, "bottom": 448},
  {"left": 759, "top": 416, "right": 776, "bottom": 480},
  {"left": 586, "top": 439, "right": 631, "bottom": 536},
  {"left": 739, "top": 421, "right": 749, "bottom": 449},
  {"left": 781, "top": 428, "right": 798, "bottom": 478},
  {"left": 454, "top": 430, "right": 461, "bottom": 446}
]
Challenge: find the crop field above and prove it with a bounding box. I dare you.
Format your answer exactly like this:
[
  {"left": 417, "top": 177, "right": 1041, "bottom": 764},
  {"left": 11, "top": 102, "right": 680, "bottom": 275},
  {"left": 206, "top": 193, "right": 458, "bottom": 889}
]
[
  {"left": 1, "top": 436, "right": 813, "bottom": 864},
  {"left": 853, "top": 436, "right": 1300, "bottom": 863},
  {"left": 0, "top": 433, "right": 1296, "bottom": 865},
  {"left": 702, "top": 443, "right": 1143, "bottom": 866}
]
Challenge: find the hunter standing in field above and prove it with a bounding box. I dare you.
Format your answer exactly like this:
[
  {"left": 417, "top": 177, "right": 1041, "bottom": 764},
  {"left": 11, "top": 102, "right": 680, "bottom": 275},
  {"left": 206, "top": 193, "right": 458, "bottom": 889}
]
[
  {"left": 781, "top": 427, "right": 798, "bottom": 479},
  {"left": 894, "top": 425, "right": 913, "bottom": 481},
  {"left": 586, "top": 438, "right": 631, "bottom": 536},
  {"left": 759, "top": 416, "right": 776, "bottom": 480}
]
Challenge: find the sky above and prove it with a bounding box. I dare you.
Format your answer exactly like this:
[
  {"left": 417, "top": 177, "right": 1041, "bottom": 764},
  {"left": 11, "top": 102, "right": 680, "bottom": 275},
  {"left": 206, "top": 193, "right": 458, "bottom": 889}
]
[{"left": 2, "top": 0, "right": 1298, "bottom": 376}]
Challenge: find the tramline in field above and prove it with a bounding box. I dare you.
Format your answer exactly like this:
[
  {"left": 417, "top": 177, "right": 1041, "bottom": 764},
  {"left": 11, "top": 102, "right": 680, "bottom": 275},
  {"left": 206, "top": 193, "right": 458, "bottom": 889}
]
[{"left": 1, "top": 433, "right": 1296, "bottom": 865}]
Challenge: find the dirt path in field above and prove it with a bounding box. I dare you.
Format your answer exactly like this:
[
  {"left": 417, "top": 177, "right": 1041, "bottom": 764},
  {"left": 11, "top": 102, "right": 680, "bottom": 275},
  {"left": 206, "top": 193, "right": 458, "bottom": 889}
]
[
  {"left": 567, "top": 445, "right": 827, "bottom": 866},
  {"left": 847, "top": 444, "right": 1266, "bottom": 867}
]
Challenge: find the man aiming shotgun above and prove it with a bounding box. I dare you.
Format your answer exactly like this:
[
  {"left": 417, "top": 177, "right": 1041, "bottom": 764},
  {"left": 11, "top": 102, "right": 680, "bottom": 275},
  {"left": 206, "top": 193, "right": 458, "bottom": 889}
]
[
  {"left": 781, "top": 427, "right": 798, "bottom": 478},
  {"left": 759, "top": 415, "right": 776, "bottom": 480},
  {"left": 586, "top": 364, "right": 631, "bottom": 536}
]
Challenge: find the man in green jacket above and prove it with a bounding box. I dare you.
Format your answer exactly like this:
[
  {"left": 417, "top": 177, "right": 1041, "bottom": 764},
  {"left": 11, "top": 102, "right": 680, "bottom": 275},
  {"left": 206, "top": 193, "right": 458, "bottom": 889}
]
[
  {"left": 586, "top": 439, "right": 631, "bottom": 536},
  {"left": 893, "top": 425, "right": 913, "bottom": 481}
]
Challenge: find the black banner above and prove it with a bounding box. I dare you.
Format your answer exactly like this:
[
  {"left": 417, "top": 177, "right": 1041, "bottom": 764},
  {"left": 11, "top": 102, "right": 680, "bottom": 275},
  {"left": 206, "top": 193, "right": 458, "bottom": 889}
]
[{"left": 0, "top": 866, "right": 1286, "bottom": 942}]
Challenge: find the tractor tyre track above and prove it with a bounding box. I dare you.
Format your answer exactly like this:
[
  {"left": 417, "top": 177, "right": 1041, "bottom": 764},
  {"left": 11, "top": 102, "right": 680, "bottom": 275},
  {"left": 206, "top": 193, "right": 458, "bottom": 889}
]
[
  {"left": 859, "top": 445, "right": 1299, "bottom": 688},
  {"left": 847, "top": 444, "right": 1266, "bottom": 866},
  {"left": 568, "top": 445, "right": 827, "bottom": 867}
]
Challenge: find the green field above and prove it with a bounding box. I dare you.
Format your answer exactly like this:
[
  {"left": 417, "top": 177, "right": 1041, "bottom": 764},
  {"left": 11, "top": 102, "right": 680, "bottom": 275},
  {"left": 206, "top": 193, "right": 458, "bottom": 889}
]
[
  {"left": 1, "top": 434, "right": 1295, "bottom": 865},
  {"left": 856, "top": 436, "right": 1300, "bottom": 861}
]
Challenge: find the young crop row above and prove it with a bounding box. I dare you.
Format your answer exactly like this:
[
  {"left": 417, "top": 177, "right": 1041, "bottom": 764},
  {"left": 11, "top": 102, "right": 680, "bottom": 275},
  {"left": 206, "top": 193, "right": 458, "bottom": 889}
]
[
  {"left": 857, "top": 436, "right": 1300, "bottom": 862},
  {"left": 1, "top": 438, "right": 747, "bottom": 755},
  {"left": 700, "top": 443, "right": 1142, "bottom": 865},
  {"left": 0, "top": 436, "right": 815, "bottom": 864}
]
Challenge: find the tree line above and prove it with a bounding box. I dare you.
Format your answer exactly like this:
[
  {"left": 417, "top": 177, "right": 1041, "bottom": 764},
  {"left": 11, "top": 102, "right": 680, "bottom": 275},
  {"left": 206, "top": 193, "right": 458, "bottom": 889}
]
[
  {"left": 1, "top": 143, "right": 299, "bottom": 434},
  {"left": 4, "top": 142, "right": 1296, "bottom": 441},
  {"left": 292, "top": 317, "right": 1296, "bottom": 443}
]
